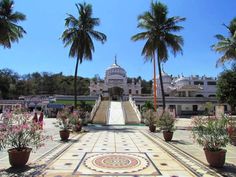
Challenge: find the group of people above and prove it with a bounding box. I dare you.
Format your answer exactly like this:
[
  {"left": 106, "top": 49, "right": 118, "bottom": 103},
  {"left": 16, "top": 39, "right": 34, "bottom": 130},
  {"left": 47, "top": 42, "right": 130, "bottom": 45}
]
[{"left": 32, "top": 111, "right": 44, "bottom": 129}]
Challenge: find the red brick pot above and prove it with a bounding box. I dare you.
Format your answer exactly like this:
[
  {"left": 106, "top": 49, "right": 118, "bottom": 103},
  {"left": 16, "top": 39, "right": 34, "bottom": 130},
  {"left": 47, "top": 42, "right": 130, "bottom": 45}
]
[
  {"left": 8, "top": 147, "right": 32, "bottom": 167},
  {"left": 204, "top": 148, "right": 226, "bottom": 168}
]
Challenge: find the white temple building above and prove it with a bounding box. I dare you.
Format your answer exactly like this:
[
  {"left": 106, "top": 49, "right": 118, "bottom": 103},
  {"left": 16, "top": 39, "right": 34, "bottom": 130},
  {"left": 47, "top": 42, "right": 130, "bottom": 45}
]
[
  {"left": 155, "top": 71, "right": 217, "bottom": 98},
  {"left": 89, "top": 58, "right": 142, "bottom": 100}
]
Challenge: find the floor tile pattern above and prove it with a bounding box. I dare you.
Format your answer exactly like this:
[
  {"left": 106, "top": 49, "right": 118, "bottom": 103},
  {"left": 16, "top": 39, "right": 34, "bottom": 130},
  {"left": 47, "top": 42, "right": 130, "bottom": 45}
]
[
  {"left": 43, "top": 130, "right": 195, "bottom": 176},
  {"left": 143, "top": 130, "right": 222, "bottom": 177},
  {"left": 76, "top": 152, "right": 160, "bottom": 175}
]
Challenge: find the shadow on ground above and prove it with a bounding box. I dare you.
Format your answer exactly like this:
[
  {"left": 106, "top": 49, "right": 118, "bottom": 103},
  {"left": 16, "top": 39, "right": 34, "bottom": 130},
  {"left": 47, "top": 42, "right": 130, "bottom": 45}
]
[
  {"left": 216, "top": 163, "right": 236, "bottom": 177},
  {"left": 0, "top": 164, "right": 46, "bottom": 177}
]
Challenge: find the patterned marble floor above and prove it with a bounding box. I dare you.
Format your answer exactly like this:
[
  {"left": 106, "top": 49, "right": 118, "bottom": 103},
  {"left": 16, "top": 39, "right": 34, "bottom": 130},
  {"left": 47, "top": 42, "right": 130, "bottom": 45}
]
[{"left": 41, "top": 130, "right": 195, "bottom": 177}]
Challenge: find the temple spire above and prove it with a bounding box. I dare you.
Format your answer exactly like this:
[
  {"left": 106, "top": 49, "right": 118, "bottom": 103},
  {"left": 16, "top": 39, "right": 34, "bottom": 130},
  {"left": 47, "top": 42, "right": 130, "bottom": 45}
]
[{"left": 115, "top": 55, "right": 117, "bottom": 65}]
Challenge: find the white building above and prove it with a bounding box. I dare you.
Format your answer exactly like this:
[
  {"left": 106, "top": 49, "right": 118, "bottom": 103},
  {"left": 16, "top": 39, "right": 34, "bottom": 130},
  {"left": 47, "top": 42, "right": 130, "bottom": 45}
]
[
  {"left": 156, "top": 71, "right": 217, "bottom": 98},
  {"left": 89, "top": 59, "right": 142, "bottom": 100}
]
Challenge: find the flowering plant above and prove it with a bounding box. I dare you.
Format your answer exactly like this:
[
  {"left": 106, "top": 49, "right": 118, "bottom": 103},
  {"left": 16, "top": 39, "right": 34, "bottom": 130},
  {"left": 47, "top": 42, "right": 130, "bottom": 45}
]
[
  {"left": 0, "top": 108, "right": 49, "bottom": 151},
  {"left": 192, "top": 116, "right": 229, "bottom": 151},
  {"left": 142, "top": 109, "right": 159, "bottom": 126},
  {"left": 56, "top": 108, "right": 71, "bottom": 131},
  {"left": 157, "top": 111, "right": 176, "bottom": 132},
  {"left": 69, "top": 111, "right": 81, "bottom": 125}
]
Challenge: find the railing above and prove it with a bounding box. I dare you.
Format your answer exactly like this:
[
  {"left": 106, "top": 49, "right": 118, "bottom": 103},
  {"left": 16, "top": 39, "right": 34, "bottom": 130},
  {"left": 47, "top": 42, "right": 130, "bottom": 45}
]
[
  {"left": 129, "top": 95, "right": 141, "bottom": 122},
  {"left": 106, "top": 101, "right": 111, "bottom": 124},
  {"left": 90, "top": 96, "right": 101, "bottom": 122},
  {"left": 121, "top": 102, "right": 127, "bottom": 124}
]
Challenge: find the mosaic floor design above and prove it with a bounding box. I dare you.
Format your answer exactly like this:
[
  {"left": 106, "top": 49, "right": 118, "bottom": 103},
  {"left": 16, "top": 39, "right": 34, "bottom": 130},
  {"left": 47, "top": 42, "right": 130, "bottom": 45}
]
[{"left": 75, "top": 152, "right": 161, "bottom": 176}]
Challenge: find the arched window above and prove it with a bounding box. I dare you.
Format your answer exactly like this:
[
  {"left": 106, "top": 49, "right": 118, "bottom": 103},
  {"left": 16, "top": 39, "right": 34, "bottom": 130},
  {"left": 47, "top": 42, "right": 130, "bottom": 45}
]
[
  {"left": 196, "top": 94, "right": 204, "bottom": 97},
  {"left": 208, "top": 94, "right": 216, "bottom": 97}
]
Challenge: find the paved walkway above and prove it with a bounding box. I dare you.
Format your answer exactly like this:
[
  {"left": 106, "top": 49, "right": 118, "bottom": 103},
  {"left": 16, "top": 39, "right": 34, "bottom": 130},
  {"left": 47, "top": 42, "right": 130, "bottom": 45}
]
[{"left": 0, "top": 118, "right": 235, "bottom": 177}]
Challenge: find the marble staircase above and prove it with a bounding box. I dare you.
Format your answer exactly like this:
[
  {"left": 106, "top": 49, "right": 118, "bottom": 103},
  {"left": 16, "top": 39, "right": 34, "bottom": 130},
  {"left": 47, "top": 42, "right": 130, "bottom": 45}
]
[
  {"left": 92, "top": 101, "right": 109, "bottom": 124},
  {"left": 123, "top": 101, "right": 140, "bottom": 124}
]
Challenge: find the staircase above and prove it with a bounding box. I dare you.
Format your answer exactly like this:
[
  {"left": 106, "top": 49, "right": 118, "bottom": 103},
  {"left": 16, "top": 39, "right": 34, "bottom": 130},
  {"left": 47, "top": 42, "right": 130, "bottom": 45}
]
[
  {"left": 92, "top": 101, "right": 109, "bottom": 124},
  {"left": 123, "top": 101, "right": 140, "bottom": 124},
  {"left": 107, "top": 101, "right": 125, "bottom": 125}
]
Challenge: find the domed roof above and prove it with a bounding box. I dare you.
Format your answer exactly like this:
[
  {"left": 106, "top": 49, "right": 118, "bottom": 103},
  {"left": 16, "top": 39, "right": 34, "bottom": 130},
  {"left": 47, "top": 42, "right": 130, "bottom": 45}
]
[
  {"left": 161, "top": 70, "right": 170, "bottom": 77},
  {"left": 105, "top": 58, "right": 126, "bottom": 77},
  {"left": 107, "top": 62, "right": 122, "bottom": 70},
  {"left": 175, "top": 76, "right": 189, "bottom": 83}
]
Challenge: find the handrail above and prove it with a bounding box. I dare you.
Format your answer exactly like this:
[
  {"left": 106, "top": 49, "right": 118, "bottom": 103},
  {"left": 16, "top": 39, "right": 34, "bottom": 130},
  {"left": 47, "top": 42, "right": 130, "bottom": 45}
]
[
  {"left": 121, "top": 101, "right": 127, "bottom": 124},
  {"left": 90, "top": 96, "right": 101, "bottom": 122},
  {"left": 129, "top": 95, "right": 141, "bottom": 122},
  {"left": 106, "top": 101, "right": 111, "bottom": 124}
]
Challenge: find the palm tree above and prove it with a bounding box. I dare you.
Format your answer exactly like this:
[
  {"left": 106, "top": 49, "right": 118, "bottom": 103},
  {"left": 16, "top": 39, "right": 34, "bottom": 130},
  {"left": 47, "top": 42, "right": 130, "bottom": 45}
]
[
  {"left": 61, "top": 2, "right": 107, "bottom": 108},
  {"left": 212, "top": 18, "right": 236, "bottom": 67},
  {"left": 132, "top": 1, "right": 185, "bottom": 111},
  {"left": 0, "top": 0, "right": 26, "bottom": 48}
]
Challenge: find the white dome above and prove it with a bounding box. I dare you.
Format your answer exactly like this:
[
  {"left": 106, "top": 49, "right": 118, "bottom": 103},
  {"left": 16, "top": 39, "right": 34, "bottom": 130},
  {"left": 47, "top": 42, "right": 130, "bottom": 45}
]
[
  {"left": 106, "top": 60, "right": 126, "bottom": 77},
  {"left": 175, "top": 76, "right": 190, "bottom": 86}
]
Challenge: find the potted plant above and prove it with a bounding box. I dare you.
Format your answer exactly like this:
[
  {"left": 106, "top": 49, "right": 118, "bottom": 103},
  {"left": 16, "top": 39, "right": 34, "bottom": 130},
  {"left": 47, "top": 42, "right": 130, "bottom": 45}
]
[
  {"left": 0, "top": 108, "right": 50, "bottom": 168},
  {"left": 225, "top": 114, "right": 236, "bottom": 146},
  {"left": 142, "top": 109, "right": 158, "bottom": 132},
  {"left": 192, "top": 116, "right": 229, "bottom": 167},
  {"left": 69, "top": 111, "right": 82, "bottom": 132},
  {"left": 56, "top": 108, "right": 71, "bottom": 141},
  {"left": 157, "top": 111, "right": 176, "bottom": 141}
]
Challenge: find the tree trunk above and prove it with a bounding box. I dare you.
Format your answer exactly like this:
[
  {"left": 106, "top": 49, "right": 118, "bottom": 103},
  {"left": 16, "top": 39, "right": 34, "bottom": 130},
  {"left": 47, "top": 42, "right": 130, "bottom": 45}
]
[
  {"left": 157, "top": 54, "right": 166, "bottom": 111},
  {"left": 74, "top": 57, "right": 80, "bottom": 108},
  {"left": 153, "top": 53, "right": 157, "bottom": 111}
]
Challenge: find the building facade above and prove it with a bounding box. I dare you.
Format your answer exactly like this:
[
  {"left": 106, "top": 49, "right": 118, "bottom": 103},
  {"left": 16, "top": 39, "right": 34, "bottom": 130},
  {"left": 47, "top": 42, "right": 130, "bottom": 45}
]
[
  {"left": 156, "top": 71, "right": 217, "bottom": 98},
  {"left": 89, "top": 59, "right": 142, "bottom": 99},
  {"left": 131, "top": 71, "right": 230, "bottom": 117}
]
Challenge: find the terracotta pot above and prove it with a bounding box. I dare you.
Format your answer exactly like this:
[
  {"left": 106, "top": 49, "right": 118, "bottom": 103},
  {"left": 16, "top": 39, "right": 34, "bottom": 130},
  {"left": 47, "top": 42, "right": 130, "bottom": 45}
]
[
  {"left": 59, "top": 130, "right": 70, "bottom": 141},
  {"left": 8, "top": 147, "right": 32, "bottom": 167},
  {"left": 163, "top": 131, "right": 173, "bottom": 141},
  {"left": 74, "top": 124, "right": 82, "bottom": 132},
  {"left": 204, "top": 148, "right": 226, "bottom": 168},
  {"left": 227, "top": 126, "right": 236, "bottom": 146},
  {"left": 149, "top": 125, "right": 156, "bottom": 132}
]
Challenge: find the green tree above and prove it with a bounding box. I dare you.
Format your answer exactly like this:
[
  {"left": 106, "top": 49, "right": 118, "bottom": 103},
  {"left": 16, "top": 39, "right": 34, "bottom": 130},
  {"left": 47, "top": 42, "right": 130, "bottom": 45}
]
[
  {"left": 217, "top": 68, "right": 236, "bottom": 113},
  {"left": 212, "top": 18, "right": 236, "bottom": 67},
  {"left": 132, "top": 1, "right": 185, "bottom": 110},
  {"left": 0, "top": 0, "right": 26, "bottom": 48},
  {"left": 61, "top": 2, "right": 106, "bottom": 107}
]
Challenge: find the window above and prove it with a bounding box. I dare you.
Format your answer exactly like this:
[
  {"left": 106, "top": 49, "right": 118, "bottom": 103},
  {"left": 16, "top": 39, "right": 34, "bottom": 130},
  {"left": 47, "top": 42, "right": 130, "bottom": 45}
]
[
  {"left": 194, "top": 81, "right": 204, "bottom": 85},
  {"left": 207, "top": 81, "right": 216, "bottom": 85},
  {"left": 129, "top": 89, "right": 132, "bottom": 94},
  {"left": 136, "top": 90, "right": 139, "bottom": 94},
  {"left": 193, "top": 105, "right": 198, "bottom": 111},
  {"left": 208, "top": 94, "right": 216, "bottom": 97},
  {"left": 196, "top": 94, "right": 203, "bottom": 97}
]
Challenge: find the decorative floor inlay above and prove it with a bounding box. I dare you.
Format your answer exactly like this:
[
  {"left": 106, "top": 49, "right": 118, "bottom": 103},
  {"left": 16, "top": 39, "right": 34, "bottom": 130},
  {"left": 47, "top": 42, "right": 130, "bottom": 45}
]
[{"left": 75, "top": 152, "right": 161, "bottom": 176}]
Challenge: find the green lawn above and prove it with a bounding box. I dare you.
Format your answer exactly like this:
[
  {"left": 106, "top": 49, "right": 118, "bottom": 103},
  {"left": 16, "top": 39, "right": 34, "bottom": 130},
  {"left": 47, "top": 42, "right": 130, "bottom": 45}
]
[{"left": 56, "top": 100, "right": 95, "bottom": 106}]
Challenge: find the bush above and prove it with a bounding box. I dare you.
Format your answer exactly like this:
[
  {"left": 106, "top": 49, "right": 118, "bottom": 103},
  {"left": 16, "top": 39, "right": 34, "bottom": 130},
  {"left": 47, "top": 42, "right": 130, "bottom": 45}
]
[{"left": 192, "top": 116, "right": 229, "bottom": 151}]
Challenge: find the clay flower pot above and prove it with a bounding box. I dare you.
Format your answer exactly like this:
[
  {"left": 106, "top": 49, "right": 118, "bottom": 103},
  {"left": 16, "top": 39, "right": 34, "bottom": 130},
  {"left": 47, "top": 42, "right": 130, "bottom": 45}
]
[
  {"left": 227, "top": 126, "right": 236, "bottom": 146},
  {"left": 204, "top": 148, "right": 226, "bottom": 168},
  {"left": 149, "top": 125, "right": 156, "bottom": 132},
  {"left": 59, "top": 130, "right": 70, "bottom": 141},
  {"left": 163, "top": 131, "right": 173, "bottom": 141},
  {"left": 8, "top": 148, "right": 32, "bottom": 167},
  {"left": 74, "top": 124, "right": 82, "bottom": 132}
]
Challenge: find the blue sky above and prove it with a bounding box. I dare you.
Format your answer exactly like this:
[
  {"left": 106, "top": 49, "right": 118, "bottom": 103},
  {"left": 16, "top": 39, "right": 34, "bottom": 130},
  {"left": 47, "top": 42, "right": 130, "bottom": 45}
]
[{"left": 0, "top": 0, "right": 235, "bottom": 80}]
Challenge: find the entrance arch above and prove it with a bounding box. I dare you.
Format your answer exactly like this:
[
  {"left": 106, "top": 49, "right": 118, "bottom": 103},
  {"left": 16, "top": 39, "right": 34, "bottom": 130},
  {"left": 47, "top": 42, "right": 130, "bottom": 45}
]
[{"left": 108, "top": 87, "right": 124, "bottom": 100}]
